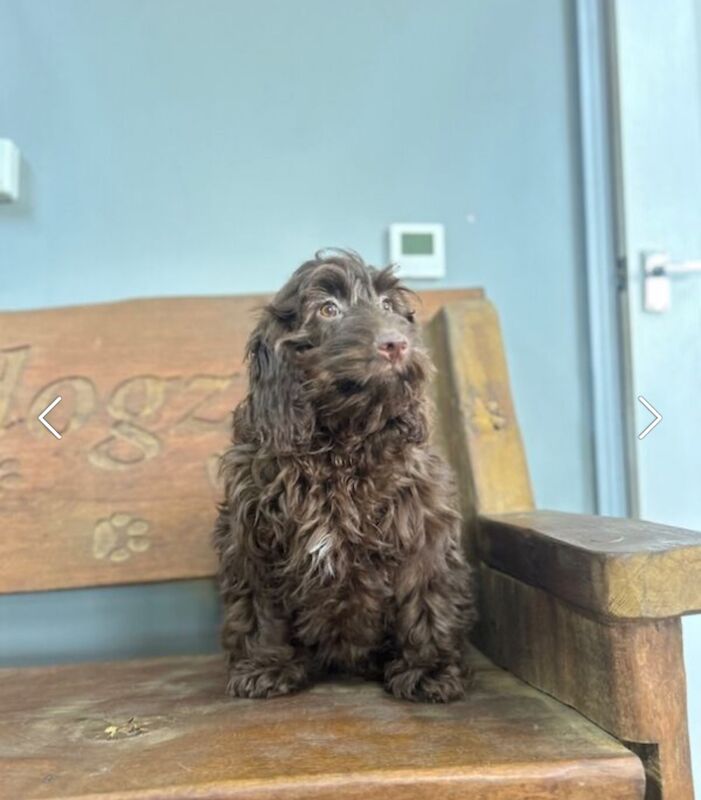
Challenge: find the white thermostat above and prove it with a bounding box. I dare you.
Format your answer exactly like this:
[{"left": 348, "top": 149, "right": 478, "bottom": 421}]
[
  {"left": 389, "top": 223, "right": 445, "bottom": 279},
  {"left": 0, "top": 139, "right": 20, "bottom": 203}
]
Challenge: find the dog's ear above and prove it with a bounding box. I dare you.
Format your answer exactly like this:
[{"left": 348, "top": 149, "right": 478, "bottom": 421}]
[{"left": 235, "top": 315, "right": 313, "bottom": 451}]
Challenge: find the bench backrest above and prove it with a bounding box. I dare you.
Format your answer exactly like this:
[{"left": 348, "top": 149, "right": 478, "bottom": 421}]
[{"left": 0, "top": 289, "right": 533, "bottom": 594}]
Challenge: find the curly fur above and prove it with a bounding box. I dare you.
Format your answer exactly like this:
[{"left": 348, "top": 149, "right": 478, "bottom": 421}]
[{"left": 213, "top": 250, "right": 475, "bottom": 702}]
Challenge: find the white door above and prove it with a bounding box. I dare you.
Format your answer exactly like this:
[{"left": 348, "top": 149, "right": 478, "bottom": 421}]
[{"left": 609, "top": 0, "right": 701, "bottom": 791}]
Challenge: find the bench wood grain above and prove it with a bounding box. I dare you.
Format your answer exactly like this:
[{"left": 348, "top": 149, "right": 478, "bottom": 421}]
[
  {"left": 478, "top": 510, "right": 701, "bottom": 619},
  {"left": 476, "top": 564, "right": 693, "bottom": 800},
  {"left": 0, "top": 650, "right": 644, "bottom": 800}
]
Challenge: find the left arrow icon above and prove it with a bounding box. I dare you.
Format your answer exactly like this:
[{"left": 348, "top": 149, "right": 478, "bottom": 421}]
[{"left": 38, "top": 396, "right": 63, "bottom": 439}]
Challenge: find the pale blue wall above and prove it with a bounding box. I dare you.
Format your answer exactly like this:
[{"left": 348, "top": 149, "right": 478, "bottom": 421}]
[{"left": 0, "top": 0, "right": 592, "bottom": 664}]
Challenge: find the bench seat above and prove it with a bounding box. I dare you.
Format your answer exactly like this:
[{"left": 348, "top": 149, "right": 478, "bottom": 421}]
[{"left": 0, "top": 648, "right": 644, "bottom": 800}]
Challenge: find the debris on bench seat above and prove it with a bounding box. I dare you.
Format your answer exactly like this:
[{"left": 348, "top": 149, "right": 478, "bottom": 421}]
[{"left": 0, "top": 649, "right": 644, "bottom": 800}]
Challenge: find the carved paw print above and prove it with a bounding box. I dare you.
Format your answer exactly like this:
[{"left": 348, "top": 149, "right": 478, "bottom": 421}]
[
  {"left": 467, "top": 396, "right": 508, "bottom": 433},
  {"left": 93, "top": 513, "right": 151, "bottom": 562},
  {"left": 485, "top": 399, "right": 507, "bottom": 430}
]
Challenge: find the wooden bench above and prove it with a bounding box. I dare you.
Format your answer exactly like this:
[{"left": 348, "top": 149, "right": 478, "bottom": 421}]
[{"left": 1, "top": 290, "right": 699, "bottom": 799}]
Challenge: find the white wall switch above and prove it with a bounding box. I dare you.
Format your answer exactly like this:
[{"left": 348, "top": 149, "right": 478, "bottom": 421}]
[
  {"left": 389, "top": 223, "right": 445, "bottom": 279},
  {"left": 0, "top": 139, "right": 21, "bottom": 203}
]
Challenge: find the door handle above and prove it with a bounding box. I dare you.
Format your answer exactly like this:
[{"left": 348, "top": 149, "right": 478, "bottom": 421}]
[{"left": 642, "top": 251, "right": 701, "bottom": 312}]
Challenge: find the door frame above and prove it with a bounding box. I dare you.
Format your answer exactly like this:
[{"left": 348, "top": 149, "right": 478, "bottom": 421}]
[{"left": 575, "top": 0, "right": 632, "bottom": 517}]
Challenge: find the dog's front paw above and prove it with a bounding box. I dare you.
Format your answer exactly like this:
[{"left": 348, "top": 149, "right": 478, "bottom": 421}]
[
  {"left": 226, "top": 659, "right": 308, "bottom": 699},
  {"left": 384, "top": 660, "right": 466, "bottom": 703}
]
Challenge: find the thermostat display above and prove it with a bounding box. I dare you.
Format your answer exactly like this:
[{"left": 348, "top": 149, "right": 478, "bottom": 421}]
[
  {"left": 401, "top": 232, "right": 434, "bottom": 255},
  {"left": 389, "top": 224, "right": 445, "bottom": 279}
]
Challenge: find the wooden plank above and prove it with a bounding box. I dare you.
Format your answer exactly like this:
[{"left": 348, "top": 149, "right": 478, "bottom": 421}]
[
  {"left": 478, "top": 510, "right": 701, "bottom": 619},
  {"left": 0, "top": 651, "right": 643, "bottom": 800},
  {"left": 425, "top": 299, "right": 533, "bottom": 559},
  {"left": 0, "top": 290, "right": 480, "bottom": 594},
  {"left": 476, "top": 563, "right": 693, "bottom": 800}
]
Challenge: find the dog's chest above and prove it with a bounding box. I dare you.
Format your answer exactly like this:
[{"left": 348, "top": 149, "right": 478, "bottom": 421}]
[
  {"left": 293, "top": 509, "right": 395, "bottom": 653},
  {"left": 282, "top": 458, "right": 412, "bottom": 656},
  {"left": 292, "top": 467, "right": 399, "bottom": 592},
  {"left": 302, "top": 507, "right": 392, "bottom": 582}
]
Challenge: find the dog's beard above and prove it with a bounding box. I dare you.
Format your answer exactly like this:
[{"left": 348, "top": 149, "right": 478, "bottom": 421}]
[{"left": 298, "top": 343, "right": 430, "bottom": 437}]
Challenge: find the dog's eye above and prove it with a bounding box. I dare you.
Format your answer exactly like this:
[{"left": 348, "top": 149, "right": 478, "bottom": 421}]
[
  {"left": 381, "top": 297, "right": 393, "bottom": 312},
  {"left": 319, "top": 301, "right": 340, "bottom": 319}
]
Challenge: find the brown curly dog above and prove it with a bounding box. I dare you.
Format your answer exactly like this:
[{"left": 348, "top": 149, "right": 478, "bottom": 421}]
[{"left": 213, "top": 250, "right": 475, "bottom": 702}]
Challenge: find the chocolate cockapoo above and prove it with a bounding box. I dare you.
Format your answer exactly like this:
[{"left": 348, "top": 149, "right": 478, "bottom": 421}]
[{"left": 213, "top": 250, "right": 475, "bottom": 702}]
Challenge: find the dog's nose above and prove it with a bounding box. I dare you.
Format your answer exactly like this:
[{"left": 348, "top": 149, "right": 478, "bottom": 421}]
[{"left": 377, "top": 332, "right": 409, "bottom": 362}]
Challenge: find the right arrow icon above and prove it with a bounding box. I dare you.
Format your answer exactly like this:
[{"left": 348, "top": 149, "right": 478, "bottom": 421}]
[{"left": 637, "top": 395, "right": 662, "bottom": 440}]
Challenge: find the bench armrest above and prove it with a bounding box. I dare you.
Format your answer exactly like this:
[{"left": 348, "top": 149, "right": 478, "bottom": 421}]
[{"left": 478, "top": 510, "right": 701, "bottom": 619}]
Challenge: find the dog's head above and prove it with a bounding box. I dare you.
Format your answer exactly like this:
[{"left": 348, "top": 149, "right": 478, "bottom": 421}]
[{"left": 237, "top": 250, "right": 431, "bottom": 450}]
